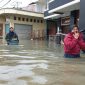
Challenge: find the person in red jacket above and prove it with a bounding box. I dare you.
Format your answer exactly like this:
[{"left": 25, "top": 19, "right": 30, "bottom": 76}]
[{"left": 64, "top": 25, "right": 85, "bottom": 58}]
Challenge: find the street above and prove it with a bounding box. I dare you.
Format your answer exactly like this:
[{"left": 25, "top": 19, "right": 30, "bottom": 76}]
[{"left": 0, "top": 40, "right": 84, "bottom": 85}]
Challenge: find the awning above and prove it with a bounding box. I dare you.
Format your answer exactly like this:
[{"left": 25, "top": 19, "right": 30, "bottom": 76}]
[
  {"left": 49, "top": 0, "right": 80, "bottom": 14},
  {"left": 44, "top": 14, "right": 60, "bottom": 19}
]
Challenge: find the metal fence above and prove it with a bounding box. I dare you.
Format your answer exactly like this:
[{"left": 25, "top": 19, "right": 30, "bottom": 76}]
[{"left": 49, "top": 33, "right": 66, "bottom": 44}]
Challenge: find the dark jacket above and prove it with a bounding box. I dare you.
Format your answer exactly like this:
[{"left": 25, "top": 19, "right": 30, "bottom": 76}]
[{"left": 5, "top": 31, "right": 19, "bottom": 42}]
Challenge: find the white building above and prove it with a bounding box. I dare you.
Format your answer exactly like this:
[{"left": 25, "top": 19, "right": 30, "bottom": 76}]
[{"left": 0, "top": 0, "right": 46, "bottom": 40}]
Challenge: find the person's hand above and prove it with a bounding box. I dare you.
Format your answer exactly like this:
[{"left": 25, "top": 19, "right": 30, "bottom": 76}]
[
  {"left": 73, "top": 33, "right": 79, "bottom": 39},
  {"left": 61, "top": 40, "right": 64, "bottom": 45}
]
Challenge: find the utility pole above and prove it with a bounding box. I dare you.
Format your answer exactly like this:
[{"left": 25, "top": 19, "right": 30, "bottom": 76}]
[
  {"left": 12, "top": 1, "right": 22, "bottom": 8},
  {"left": 16, "top": 2, "right": 22, "bottom": 8}
]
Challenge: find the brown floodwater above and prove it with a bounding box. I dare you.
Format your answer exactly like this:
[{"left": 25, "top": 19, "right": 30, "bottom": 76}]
[{"left": 0, "top": 40, "right": 85, "bottom": 85}]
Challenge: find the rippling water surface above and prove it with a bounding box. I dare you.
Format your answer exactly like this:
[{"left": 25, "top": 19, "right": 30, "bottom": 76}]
[{"left": 0, "top": 40, "right": 84, "bottom": 85}]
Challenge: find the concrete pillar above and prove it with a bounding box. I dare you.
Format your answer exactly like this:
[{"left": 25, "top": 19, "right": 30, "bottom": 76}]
[
  {"left": 79, "top": 0, "right": 85, "bottom": 31},
  {"left": 70, "top": 10, "right": 79, "bottom": 31},
  {"left": 46, "top": 20, "right": 49, "bottom": 40},
  {"left": 3, "top": 23, "right": 6, "bottom": 44},
  {"left": 56, "top": 18, "right": 61, "bottom": 44},
  {"left": 79, "top": 0, "right": 85, "bottom": 53},
  {"left": 56, "top": 18, "right": 61, "bottom": 32}
]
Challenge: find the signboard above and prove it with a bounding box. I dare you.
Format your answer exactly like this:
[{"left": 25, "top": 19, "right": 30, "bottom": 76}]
[{"left": 61, "top": 16, "right": 70, "bottom": 25}]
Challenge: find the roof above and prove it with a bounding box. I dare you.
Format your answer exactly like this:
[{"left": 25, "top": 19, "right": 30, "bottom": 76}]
[{"left": 0, "top": 8, "right": 44, "bottom": 18}]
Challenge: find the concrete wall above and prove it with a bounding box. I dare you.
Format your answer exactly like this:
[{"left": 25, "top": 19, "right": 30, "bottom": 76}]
[
  {"left": 0, "top": 16, "right": 5, "bottom": 39},
  {"left": 79, "top": 0, "right": 85, "bottom": 31},
  {"left": 6, "top": 14, "right": 45, "bottom": 39}
]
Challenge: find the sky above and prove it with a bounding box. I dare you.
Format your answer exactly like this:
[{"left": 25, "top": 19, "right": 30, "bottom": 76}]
[{"left": 0, "top": 0, "right": 38, "bottom": 8}]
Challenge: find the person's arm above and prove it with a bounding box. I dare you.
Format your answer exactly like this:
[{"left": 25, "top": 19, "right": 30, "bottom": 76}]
[
  {"left": 5, "top": 33, "right": 10, "bottom": 41},
  {"left": 77, "top": 33, "right": 85, "bottom": 50},
  {"left": 78, "top": 39, "right": 85, "bottom": 50},
  {"left": 14, "top": 33, "right": 19, "bottom": 42},
  {"left": 64, "top": 34, "right": 78, "bottom": 50}
]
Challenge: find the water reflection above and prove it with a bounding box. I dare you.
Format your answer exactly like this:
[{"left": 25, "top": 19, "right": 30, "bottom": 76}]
[
  {"left": 0, "top": 39, "right": 84, "bottom": 85},
  {"left": 32, "top": 76, "right": 47, "bottom": 84}
]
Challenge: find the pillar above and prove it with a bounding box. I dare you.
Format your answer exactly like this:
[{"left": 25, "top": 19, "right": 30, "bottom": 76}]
[
  {"left": 70, "top": 10, "right": 79, "bottom": 31},
  {"left": 79, "top": 0, "right": 85, "bottom": 31}
]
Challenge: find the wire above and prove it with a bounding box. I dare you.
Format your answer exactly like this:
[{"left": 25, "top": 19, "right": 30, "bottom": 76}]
[
  {"left": 0, "top": 0, "right": 11, "bottom": 8},
  {"left": 0, "top": 0, "right": 4, "bottom": 3}
]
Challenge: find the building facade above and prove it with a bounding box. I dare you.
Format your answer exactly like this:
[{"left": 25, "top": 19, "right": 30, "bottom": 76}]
[
  {"left": 23, "top": 0, "right": 46, "bottom": 13},
  {"left": 0, "top": 8, "right": 45, "bottom": 40},
  {"left": 0, "top": 0, "right": 46, "bottom": 40},
  {"left": 44, "top": 0, "right": 81, "bottom": 41}
]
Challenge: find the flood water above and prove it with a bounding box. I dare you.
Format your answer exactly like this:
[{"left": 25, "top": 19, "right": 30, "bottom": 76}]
[{"left": 0, "top": 39, "right": 85, "bottom": 85}]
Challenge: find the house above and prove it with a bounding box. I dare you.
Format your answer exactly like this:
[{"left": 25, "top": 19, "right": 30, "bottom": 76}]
[
  {"left": 44, "top": 0, "right": 84, "bottom": 41},
  {"left": 0, "top": 0, "right": 46, "bottom": 40}
]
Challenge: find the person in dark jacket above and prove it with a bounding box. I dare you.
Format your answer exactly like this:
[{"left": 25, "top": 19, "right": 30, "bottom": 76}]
[
  {"left": 5, "top": 27, "right": 19, "bottom": 45},
  {"left": 64, "top": 25, "right": 85, "bottom": 58}
]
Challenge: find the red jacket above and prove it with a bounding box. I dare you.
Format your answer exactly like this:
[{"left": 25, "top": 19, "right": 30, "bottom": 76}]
[{"left": 64, "top": 32, "right": 85, "bottom": 54}]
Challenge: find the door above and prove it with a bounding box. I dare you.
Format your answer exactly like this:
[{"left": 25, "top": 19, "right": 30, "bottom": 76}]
[
  {"left": 14, "top": 24, "right": 32, "bottom": 40},
  {"left": 5, "top": 24, "right": 10, "bottom": 34}
]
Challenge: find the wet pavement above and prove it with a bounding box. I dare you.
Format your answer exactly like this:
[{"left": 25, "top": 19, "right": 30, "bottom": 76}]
[{"left": 0, "top": 40, "right": 85, "bottom": 85}]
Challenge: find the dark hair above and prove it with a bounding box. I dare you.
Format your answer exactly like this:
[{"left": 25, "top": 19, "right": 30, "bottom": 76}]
[
  {"left": 10, "top": 27, "right": 13, "bottom": 29},
  {"left": 73, "top": 25, "right": 79, "bottom": 30}
]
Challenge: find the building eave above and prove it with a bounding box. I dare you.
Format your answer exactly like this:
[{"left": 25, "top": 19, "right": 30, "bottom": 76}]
[
  {"left": 49, "top": 0, "right": 80, "bottom": 13},
  {"left": 0, "top": 8, "right": 44, "bottom": 18},
  {"left": 44, "top": 14, "right": 60, "bottom": 19}
]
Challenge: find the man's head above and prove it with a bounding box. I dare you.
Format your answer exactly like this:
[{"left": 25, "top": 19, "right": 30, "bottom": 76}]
[
  {"left": 10, "top": 27, "right": 14, "bottom": 32},
  {"left": 72, "top": 25, "right": 79, "bottom": 33}
]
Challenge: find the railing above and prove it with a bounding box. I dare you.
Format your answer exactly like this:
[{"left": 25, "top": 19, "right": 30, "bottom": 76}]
[
  {"left": 49, "top": 33, "right": 67, "bottom": 44},
  {"left": 30, "top": 29, "right": 45, "bottom": 40}
]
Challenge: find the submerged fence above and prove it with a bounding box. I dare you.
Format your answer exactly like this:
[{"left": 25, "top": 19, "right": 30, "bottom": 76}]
[{"left": 49, "top": 33, "right": 66, "bottom": 44}]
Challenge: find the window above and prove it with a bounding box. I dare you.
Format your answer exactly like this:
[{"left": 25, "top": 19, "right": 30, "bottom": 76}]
[
  {"left": 26, "top": 18, "right": 28, "bottom": 22},
  {"left": 41, "top": 20, "right": 43, "bottom": 23},
  {"left": 30, "top": 19, "right": 32, "bottom": 22},
  {"left": 22, "top": 18, "right": 25, "bottom": 21},
  {"left": 37, "top": 20, "right": 39, "bottom": 23},
  {"left": 14, "top": 16, "right": 16, "bottom": 20},
  {"left": 18, "top": 17, "right": 21, "bottom": 21},
  {"left": 34, "top": 19, "right": 36, "bottom": 22}
]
